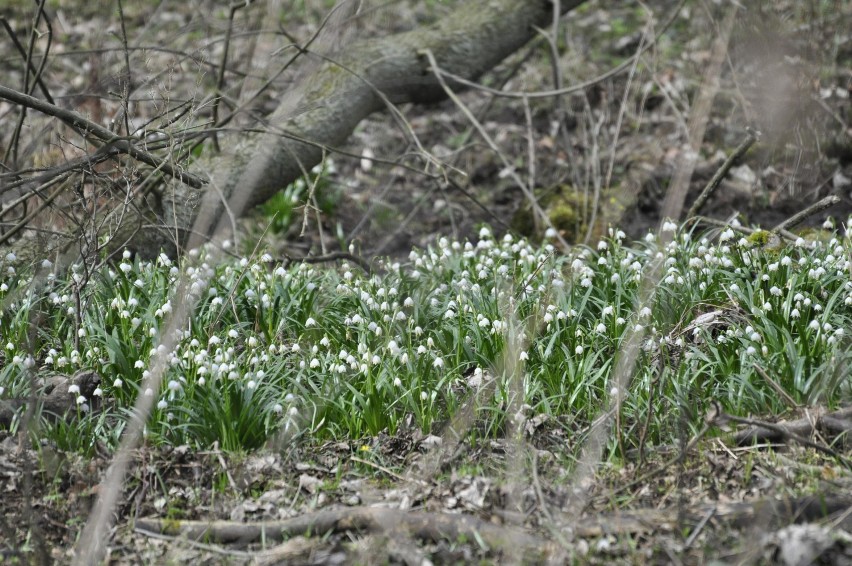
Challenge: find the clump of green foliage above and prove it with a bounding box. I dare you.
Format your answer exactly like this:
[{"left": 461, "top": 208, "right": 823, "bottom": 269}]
[
  {"left": 1, "top": 220, "right": 850, "bottom": 456},
  {"left": 259, "top": 159, "right": 339, "bottom": 235}
]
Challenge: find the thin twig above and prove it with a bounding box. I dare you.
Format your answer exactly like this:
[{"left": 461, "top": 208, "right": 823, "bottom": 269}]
[
  {"left": 429, "top": 0, "right": 688, "bottom": 100},
  {"left": 210, "top": 2, "right": 247, "bottom": 152},
  {"left": 0, "top": 18, "right": 54, "bottom": 104},
  {"left": 771, "top": 195, "right": 841, "bottom": 234},
  {"left": 683, "top": 507, "right": 715, "bottom": 549},
  {"left": 420, "top": 48, "right": 571, "bottom": 254},
  {"left": 285, "top": 250, "right": 371, "bottom": 273},
  {"left": 0, "top": 85, "right": 206, "bottom": 188},
  {"left": 133, "top": 527, "right": 252, "bottom": 557},
  {"left": 686, "top": 128, "right": 759, "bottom": 219},
  {"left": 753, "top": 364, "right": 799, "bottom": 410},
  {"left": 350, "top": 456, "right": 428, "bottom": 487},
  {"left": 710, "top": 403, "right": 852, "bottom": 469}
]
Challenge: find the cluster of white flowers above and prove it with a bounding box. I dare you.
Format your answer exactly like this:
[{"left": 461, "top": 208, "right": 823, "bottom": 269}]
[{"left": 0, "top": 217, "right": 849, "bottom": 444}]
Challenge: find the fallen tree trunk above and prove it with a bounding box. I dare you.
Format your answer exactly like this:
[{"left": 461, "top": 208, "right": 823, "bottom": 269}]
[
  {"left": 134, "top": 492, "right": 852, "bottom": 550},
  {"left": 0, "top": 370, "right": 101, "bottom": 428},
  {"left": 162, "top": 0, "right": 588, "bottom": 256},
  {"left": 5, "top": 0, "right": 586, "bottom": 264}
]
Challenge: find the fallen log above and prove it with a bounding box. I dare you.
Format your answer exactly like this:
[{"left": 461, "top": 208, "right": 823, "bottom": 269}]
[
  {"left": 734, "top": 406, "right": 852, "bottom": 446},
  {"left": 135, "top": 492, "right": 852, "bottom": 552},
  {"left": 0, "top": 370, "right": 100, "bottom": 428}
]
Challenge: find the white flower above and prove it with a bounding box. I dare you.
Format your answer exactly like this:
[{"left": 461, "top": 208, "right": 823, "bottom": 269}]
[
  {"left": 113, "top": 379, "right": 123, "bottom": 388},
  {"left": 420, "top": 391, "right": 428, "bottom": 401},
  {"left": 157, "top": 399, "right": 168, "bottom": 410},
  {"left": 76, "top": 395, "right": 87, "bottom": 405},
  {"left": 433, "top": 357, "right": 444, "bottom": 369},
  {"left": 661, "top": 220, "right": 678, "bottom": 232},
  {"left": 596, "top": 323, "right": 607, "bottom": 333},
  {"left": 168, "top": 380, "right": 180, "bottom": 391},
  {"left": 305, "top": 317, "right": 317, "bottom": 327},
  {"left": 575, "top": 345, "right": 584, "bottom": 355},
  {"left": 68, "top": 384, "right": 80, "bottom": 395},
  {"left": 519, "top": 351, "right": 529, "bottom": 361}
]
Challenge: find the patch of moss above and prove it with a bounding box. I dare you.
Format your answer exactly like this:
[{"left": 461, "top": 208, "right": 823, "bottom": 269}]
[
  {"left": 512, "top": 183, "right": 634, "bottom": 244},
  {"left": 746, "top": 229, "right": 771, "bottom": 247},
  {"left": 511, "top": 185, "right": 590, "bottom": 243}
]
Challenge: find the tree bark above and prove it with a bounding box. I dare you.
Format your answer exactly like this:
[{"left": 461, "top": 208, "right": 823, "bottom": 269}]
[
  {"left": 7, "top": 0, "right": 586, "bottom": 263},
  {"left": 0, "top": 371, "right": 101, "bottom": 428},
  {"left": 3, "top": 0, "right": 584, "bottom": 266}
]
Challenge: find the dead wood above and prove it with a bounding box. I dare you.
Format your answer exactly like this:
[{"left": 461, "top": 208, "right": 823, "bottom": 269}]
[
  {"left": 733, "top": 406, "right": 852, "bottom": 447},
  {"left": 135, "top": 507, "right": 558, "bottom": 561},
  {"left": 4, "top": 0, "right": 588, "bottom": 265},
  {"left": 0, "top": 370, "right": 100, "bottom": 428},
  {"left": 572, "top": 493, "right": 852, "bottom": 538},
  {"left": 135, "top": 493, "right": 852, "bottom": 555}
]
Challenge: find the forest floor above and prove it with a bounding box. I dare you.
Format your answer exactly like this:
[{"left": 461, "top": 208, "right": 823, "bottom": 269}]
[{"left": 1, "top": 0, "right": 851, "bottom": 564}]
